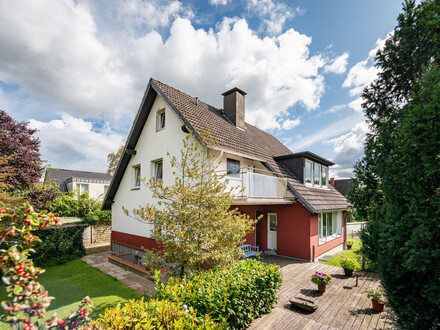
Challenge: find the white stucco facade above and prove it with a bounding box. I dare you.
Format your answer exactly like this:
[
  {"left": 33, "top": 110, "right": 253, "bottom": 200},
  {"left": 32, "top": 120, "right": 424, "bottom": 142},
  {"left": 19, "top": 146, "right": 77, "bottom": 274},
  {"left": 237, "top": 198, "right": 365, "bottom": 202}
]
[
  {"left": 67, "top": 181, "right": 109, "bottom": 200},
  {"left": 111, "top": 95, "right": 190, "bottom": 238}
]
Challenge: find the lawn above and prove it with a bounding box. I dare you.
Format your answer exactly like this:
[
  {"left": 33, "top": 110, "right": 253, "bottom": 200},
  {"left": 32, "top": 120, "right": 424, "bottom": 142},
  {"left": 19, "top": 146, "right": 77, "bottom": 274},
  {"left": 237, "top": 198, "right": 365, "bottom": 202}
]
[
  {"left": 0, "top": 259, "right": 142, "bottom": 328},
  {"left": 321, "top": 236, "right": 376, "bottom": 272}
]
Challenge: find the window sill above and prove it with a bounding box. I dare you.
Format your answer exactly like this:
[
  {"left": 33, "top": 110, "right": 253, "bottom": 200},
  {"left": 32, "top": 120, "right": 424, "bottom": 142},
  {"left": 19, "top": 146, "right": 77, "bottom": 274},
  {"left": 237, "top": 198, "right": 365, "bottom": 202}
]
[
  {"left": 131, "top": 187, "right": 140, "bottom": 191},
  {"left": 318, "top": 234, "right": 342, "bottom": 246}
]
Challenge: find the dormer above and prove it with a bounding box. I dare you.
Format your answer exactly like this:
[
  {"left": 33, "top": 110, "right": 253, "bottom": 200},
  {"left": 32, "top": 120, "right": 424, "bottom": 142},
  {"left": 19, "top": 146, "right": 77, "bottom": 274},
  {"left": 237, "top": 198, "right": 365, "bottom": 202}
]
[{"left": 274, "top": 152, "right": 335, "bottom": 188}]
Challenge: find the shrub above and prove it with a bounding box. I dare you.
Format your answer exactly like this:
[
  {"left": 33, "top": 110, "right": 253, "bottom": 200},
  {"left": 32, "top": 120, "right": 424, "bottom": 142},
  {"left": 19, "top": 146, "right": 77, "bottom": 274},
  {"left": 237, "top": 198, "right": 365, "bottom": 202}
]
[
  {"left": 93, "top": 297, "right": 221, "bottom": 329},
  {"left": 311, "top": 271, "right": 332, "bottom": 286},
  {"left": 156, "top": 259, "right": 282, "bottom": 329},
  {"left": 340, "top": 256, "right": 359, "bottom": 270},
  {"left": 31, "top": 224, "right": 87, "bottom": 267}
]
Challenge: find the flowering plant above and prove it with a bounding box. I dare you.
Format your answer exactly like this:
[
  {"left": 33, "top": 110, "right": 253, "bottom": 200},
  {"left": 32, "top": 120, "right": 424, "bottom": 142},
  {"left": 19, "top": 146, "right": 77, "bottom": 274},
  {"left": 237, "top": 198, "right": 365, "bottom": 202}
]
[
  {"left": 340, "top": 256, "right": 359, "bottom": 270},
  {"left": 346, "top": 240, "right": 353, "bottom": 249},
  {"left": 310, "top": 271, "right": 332, "bottom": 286},
  {"left": 365, "top": 287, "right": 383, "bottom": 302}
]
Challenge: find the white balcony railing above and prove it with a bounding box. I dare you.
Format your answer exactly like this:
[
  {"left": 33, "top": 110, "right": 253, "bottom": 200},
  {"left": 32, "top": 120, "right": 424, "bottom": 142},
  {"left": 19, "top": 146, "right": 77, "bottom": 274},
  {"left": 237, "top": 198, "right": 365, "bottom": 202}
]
[{"left": 217, "top": 168, "right": 288, "bottom": 199}]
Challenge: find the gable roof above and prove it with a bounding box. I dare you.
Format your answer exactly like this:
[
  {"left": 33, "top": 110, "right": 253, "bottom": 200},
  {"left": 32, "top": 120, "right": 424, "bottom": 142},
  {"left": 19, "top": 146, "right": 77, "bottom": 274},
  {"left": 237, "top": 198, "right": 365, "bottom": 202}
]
[
  {"left": 334, "top": 179, "right": 353, "bottom": 197},
  {"left": 45, "top": 168, "right": 112, "bottom": 193},
  {"left": 102, "top": 78, "right": 349, "bottom": 212}
]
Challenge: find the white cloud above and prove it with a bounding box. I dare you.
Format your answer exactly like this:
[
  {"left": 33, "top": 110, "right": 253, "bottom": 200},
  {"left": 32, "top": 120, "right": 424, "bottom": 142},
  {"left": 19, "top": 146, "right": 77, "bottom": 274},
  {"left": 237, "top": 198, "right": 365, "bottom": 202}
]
[
  {"left": 324, "top": 52, "right": 349, "bottom": 74},
  {"left": 280, "top": 117, "right": 301, "bottom": 130},
  {"left": 325, "top": 121, "right": 369, "bottom": 178},
  {"left": 292, "top": 113, "right": 364, "bottom": 151},
  {"left": 245, "top": 0, "right": 302, "bottom": 35},
  {"left": 343, "top": 35, "right": 390, "bottom": 97},
  {"left": 29, "top": 114, "right": 125, "bottom": 172},
  {"left": 210, "top": 0, "right": 230, "bottom": 5},
  {"left": 111, "top": 0, "right": 193, "bottom": 31},
  {"left": 0, "top": 0, "right": 337, "bottom": 133}
]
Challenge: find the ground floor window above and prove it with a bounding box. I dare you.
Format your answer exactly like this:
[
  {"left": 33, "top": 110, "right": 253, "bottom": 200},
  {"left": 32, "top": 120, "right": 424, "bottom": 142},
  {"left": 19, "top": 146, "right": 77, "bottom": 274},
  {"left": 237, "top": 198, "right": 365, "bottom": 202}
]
[{"left": 318, "top": 211, "right": 342, "bottom": 245}]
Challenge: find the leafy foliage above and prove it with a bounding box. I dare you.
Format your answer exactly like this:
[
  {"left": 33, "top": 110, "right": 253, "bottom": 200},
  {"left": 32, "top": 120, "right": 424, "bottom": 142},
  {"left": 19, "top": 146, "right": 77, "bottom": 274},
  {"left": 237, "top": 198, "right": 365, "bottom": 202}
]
[
  {"left": 349, "top": 1, "right": 440, "bottom": 327},
  {"left": 339, "top": 256, "right": 359, "bottom": 271},
  {"left": 93, "top": 297, "right": 221, "bottom": 329},
  {"left": 106, "top": 145, "right": 123, "bottom": 176},
  {"left": 125, "top": 132, "right": 257, "bottom": 277},
  {"left": 0, "top": 202, "right": 93, "bottom": 329},
  {"left": 155, "top": 259, "right": 282, "bottom": 329},
  {"left": 31, "top": 225, "right": 87, "bottom": 267},
  {"left": 365, "top": 287, "right": 383, "bottom": 303},
  {"left": 0, "top": 110, "right": 44, "bottom": 190},
  {"left": 15, "top": 183, "right": 61, "bottom": 212},
  {"left": 49, "top": 191, "right": 111, "bottom": 223}
]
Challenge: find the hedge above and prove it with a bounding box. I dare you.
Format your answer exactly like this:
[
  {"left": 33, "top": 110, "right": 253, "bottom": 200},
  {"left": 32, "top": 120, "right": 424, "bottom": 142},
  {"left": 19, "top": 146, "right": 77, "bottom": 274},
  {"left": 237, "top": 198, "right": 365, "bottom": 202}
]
[
  {"left": 31, "top": 224, "right": 88, "bottom": 267},
  {"left": 93, "top": 298, "right": 222, "bottom": 329},
  {"left": 156, "top": 259, "right": 283, "bottom": 329},
  {"left": 95, "top": 259, "right": 282, "bottom": 329}
]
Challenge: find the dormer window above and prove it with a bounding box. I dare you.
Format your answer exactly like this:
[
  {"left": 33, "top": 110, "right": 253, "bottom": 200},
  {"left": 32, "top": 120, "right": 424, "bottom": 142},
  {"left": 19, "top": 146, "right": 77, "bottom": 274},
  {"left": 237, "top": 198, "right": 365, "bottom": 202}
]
[
  {"left": 305, "top": 159, "right": 328, "bottom": 188},
  {"left": 156, "top": 109, "right": 165, "bottom": 131}
]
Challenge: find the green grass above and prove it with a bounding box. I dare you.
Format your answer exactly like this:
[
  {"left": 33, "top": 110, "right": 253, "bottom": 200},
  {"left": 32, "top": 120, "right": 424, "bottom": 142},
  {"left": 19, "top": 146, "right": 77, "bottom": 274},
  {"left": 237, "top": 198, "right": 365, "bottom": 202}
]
[
  {"left": 0, "top": 259, "right": 142, "bottom": 328},
  {"left": 322, "top": 236, "right": 376, "bottom": 272}
]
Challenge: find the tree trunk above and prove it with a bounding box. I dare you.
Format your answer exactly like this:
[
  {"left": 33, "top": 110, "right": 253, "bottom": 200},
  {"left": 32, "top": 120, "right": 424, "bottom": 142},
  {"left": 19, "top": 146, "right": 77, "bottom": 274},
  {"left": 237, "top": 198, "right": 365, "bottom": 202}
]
[{"left": 179, "top": 265, "right": 185, "bottom": 278}]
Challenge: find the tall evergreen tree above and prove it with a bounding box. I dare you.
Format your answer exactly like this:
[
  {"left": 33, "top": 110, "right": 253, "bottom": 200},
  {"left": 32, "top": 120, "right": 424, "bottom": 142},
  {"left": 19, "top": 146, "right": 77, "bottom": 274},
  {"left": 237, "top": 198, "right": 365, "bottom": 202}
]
[{"left": 349, "top": 1, "right": 440, "bottom": 327}]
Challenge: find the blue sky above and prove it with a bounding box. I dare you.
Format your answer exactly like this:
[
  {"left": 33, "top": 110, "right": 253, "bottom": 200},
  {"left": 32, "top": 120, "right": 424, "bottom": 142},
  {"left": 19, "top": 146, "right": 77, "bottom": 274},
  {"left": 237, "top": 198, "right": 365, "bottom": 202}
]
[{"left": 0, "top": 0, "right": 405, "bottom": 178}]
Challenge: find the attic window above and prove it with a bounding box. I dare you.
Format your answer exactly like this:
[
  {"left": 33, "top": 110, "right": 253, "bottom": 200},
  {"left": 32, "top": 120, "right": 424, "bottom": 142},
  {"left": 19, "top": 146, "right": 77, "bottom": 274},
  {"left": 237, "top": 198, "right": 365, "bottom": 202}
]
[
  {"left": 156, "top": 109, "right": 165, "bottom": 131},
  {"left": 152, "top": 159, "right": 163, "bottom": 181},
  {"left": 305, "top": 159, "right": 328, "bottom": 188},
  {"left": 133, "top": 165, "right": 141, "bottom": 189}
]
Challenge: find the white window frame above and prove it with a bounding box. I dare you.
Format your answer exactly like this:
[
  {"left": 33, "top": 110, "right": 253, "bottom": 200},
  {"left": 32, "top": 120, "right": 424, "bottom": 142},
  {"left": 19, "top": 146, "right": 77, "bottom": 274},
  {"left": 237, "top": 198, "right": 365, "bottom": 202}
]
[
  {"left": 314, "top": 163, "right": 321, "bottom": 186},
  {"left": 156, "top": 109, "right": 165, "bottom": 131},
  {"left": 226, "top": 158, "right": 240, "bottom": 179},
  {"left": 132, "top": 165, "right": 141, "bottom": 189},
  {"left": 152, "top": 159, "right": 163, "bottom": 181},
  {"left": 305, "top": 159, "right": 313, "bottom": 186},
  {"left": 318, "top": 211, "right": 342, "bottom": 245},
  {"left": 77, "top": 183, "right": 89, "bottom": 196},
  {"left": 321, "top": 166, "right": 328, "bottom": 188}
]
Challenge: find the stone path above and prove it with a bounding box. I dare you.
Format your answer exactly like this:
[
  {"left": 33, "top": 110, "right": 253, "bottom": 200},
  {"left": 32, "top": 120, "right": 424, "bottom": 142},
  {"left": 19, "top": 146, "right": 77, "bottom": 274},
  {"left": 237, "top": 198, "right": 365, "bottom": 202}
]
[{"left": 82, "top": 251, "right": 157, "bottom": 296}]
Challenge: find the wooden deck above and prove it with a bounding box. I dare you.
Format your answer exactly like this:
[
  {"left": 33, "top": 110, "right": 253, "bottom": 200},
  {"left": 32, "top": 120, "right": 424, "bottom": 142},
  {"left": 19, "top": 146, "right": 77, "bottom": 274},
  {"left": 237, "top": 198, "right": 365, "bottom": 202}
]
[{"left": 250, "top": 256, "right": 397, "bottom": 330}]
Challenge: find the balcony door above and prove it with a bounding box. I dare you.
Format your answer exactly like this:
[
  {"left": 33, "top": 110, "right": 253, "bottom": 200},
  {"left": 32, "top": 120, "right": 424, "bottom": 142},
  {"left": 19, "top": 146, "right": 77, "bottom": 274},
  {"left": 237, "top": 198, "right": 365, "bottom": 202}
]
[{"left": 267, "top": 213, "right": 277, "bottom": 251}]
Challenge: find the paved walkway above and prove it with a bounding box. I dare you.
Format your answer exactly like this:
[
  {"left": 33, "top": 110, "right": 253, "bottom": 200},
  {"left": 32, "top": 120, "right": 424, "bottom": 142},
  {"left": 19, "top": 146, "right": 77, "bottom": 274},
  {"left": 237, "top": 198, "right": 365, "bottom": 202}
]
[
  {"left": 250, "top": 256, "right": 397, "bottom": 330},
  {"left": 82, "top": 251, "right": 157, "bottom": 296}
]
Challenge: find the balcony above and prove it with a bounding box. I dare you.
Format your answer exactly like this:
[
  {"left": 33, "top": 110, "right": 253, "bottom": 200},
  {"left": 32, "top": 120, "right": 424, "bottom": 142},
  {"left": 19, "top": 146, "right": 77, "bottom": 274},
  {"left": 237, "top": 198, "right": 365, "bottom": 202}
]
[{"left": 217, "top": 168, "right": 293, "bottom": 204}]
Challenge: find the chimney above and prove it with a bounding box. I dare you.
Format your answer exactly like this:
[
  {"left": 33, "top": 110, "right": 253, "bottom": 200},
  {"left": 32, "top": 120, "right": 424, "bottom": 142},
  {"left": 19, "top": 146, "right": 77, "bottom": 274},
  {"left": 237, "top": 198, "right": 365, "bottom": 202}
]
[
  {"left": 222, "top": 87, "right": 246, "bottom": 130},
  {"left": 330, "top": 177, "right": 335, "bottom": 187}
]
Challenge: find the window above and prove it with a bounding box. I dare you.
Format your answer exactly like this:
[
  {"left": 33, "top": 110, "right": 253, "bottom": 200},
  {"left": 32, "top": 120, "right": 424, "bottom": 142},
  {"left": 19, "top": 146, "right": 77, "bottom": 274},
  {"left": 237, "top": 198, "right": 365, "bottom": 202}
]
[
  {"left": 133, "top": 165, "right": 141, "bottom": 188},
  {"left": 156, "top": 109, "right": 165, "bottom": 131},
  {"left": 314, "top": 163, "right": 321, "bottom": 185},
  {"left": 318, "top": 211, "right": 342, "bottom": 245},
  {"left": 305, "top": 160, "right": 312, "bottom": 184},
  {"left": 226, "top": 158, "right": 240, "bottom": 178},
  {"left": 152, "top": 159, "right": 163, "bottom": 181},
  {"left": 321, "top": 166, "right": 328, "bottom": 187},
  {"left": 104, "top": 185, "right": 109, "bottom": 195},
  {"left": 78, "top": 184, "right": 89, "bottom": 195},
  {"left": 269, "top": 213, "right": 277, "bottom": 231},
  {"left": 305, "top": 159, "right": 328, "bottom": 188}
]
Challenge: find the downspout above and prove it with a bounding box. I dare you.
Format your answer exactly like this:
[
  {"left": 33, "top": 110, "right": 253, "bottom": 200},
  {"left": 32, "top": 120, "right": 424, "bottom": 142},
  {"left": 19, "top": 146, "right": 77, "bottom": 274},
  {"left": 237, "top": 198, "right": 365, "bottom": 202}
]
[{"left": 213, "top": 149, "right": 224, "bottom": 166}]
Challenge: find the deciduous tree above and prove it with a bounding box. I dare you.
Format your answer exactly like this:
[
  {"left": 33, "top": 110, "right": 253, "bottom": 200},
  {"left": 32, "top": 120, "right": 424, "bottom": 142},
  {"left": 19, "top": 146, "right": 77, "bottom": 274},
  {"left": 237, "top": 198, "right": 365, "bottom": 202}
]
[
  {"left": 106, "top": 145, "right": 123, "bottom": 176},
  {"left": 125, "top": 132, "right": 257, "bottom": 278}
]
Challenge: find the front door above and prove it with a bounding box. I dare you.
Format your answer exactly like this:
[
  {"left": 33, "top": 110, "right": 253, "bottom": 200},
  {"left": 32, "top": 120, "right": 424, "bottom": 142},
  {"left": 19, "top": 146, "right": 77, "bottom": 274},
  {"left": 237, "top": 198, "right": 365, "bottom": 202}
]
[{"left": 267, "top": 213, "right": 277, "bottom": 251}]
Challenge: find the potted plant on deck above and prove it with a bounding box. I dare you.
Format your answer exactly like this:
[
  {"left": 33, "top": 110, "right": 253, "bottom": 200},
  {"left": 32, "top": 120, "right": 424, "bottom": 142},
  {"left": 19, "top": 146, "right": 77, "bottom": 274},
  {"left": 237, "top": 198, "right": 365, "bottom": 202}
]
[
  {"left": 346, "top": 240, "right": 353, "bottom": 250},
  {"left": 365, "top": 287, "right": 385, "bottom": 312},
  {"left": 311, "top": 271, "right": 333, "bottom": 293},
  {"left": 340, "top": 256, "right": 359, "bottom": 277}
]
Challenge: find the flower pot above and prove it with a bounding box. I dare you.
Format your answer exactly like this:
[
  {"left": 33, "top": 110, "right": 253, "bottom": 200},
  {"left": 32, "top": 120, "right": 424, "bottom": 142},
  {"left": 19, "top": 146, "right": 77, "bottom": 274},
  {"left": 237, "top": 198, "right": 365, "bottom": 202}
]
[
  {"left": 317, "top": 284, "right": 326, "bottom": 293},
  {"left": 344, "top": 268, "right": 354, "bottom": 277},
  {"left": 372, "top": 300, "right": 384, "bottom": 312},
  {"left": 346, "top": 246, "right": 352, "bottom": 250}
]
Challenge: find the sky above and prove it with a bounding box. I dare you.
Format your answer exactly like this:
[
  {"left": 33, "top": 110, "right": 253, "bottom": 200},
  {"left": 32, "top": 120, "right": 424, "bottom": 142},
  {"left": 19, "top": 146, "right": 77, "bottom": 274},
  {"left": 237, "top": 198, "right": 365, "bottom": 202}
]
[{"left": 0, "top": 0, "right": 406, "bottom": 178}]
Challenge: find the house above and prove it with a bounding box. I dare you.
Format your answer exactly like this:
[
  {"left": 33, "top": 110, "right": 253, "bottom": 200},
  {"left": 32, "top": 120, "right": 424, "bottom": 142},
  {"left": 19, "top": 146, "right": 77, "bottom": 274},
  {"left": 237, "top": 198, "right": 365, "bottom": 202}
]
[
  {"left": 44, "top": 168, "right": 112, "bottom": 199},
  {"left": 102, "top": 78, "right": 349, "bottom": 263}
]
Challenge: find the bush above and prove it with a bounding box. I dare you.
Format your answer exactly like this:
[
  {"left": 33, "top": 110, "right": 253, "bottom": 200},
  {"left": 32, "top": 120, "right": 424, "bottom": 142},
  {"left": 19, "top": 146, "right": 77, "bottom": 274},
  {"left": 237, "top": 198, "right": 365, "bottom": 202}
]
[
  {"left": 31, "top": 224, "right": 87, "bottom": 266},
  {"left": 340, "top": 256, "right": 359, "bottom": 270},
  {"left": 156, "top": 259, "right": 282, "bottom": 329},
  {"left": 94, "top": 297, "right": 221, "bottom": 329}
]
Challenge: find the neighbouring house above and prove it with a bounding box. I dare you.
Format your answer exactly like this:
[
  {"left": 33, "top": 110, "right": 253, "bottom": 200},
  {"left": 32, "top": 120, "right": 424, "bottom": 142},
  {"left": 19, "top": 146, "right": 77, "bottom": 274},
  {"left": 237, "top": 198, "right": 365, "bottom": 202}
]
[
  {"left": 102, "top": 78, "right": 349, "bottom": 265},
  {"left": 44, "top": 168, "right": 112, "bottom": 200},
  {"left": 334, "top": 178, "right": 352, "bottom": 197}
]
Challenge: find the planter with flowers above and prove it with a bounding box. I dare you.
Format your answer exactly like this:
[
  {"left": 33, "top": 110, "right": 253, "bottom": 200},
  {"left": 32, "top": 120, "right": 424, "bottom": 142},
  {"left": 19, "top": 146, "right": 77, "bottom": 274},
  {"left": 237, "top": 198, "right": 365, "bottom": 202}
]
[
  {"left": 365, "top": 287, "right": 385, "bottom": 312},
  {"left": 340, "top": 256, "right": 359, "bottom": 277},
  {"left": 311, "top": 271, "right": 332, "bottom": 293},
  {"left": 346, "top": 240, "right": 353, "bottom": 250}
]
